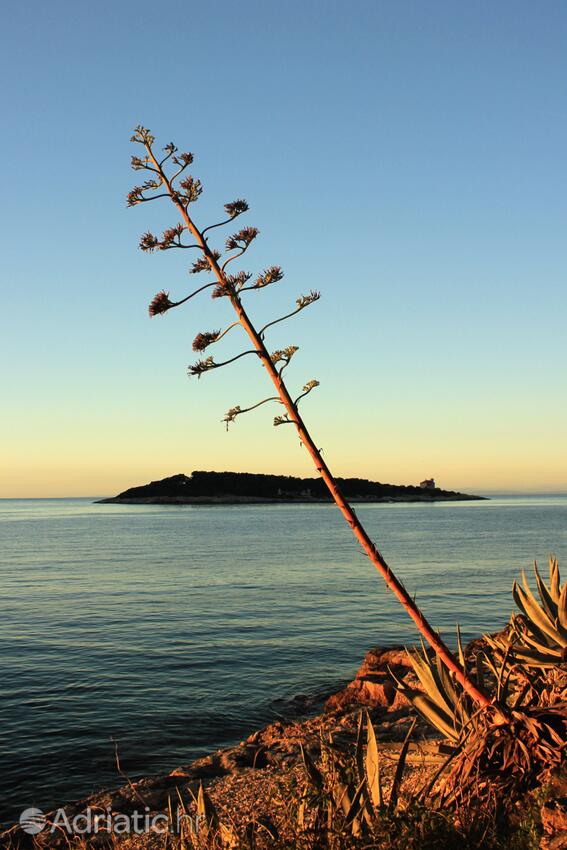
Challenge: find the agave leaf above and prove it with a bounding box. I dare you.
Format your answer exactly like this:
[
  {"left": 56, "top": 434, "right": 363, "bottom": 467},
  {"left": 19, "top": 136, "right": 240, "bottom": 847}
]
[
  {"left": 407, "top": 647, "right": 456, "bottom": 719},
  {"left": 355, "top": 711, "right": 365, "bottom": 784},
  {"left": 333, "top": 777, "right": 353, "bottom": 817},
  {"left": 197, "top": 782, "right": 219, "bottom": 830},
  {"left": 430, "top": 666, "right": 466, "bottom": 722},
  {"left": 515, "top": 580, "right": 562, "bottom": 644},
  {"left": 355, "top": 712, "right": 374, "bottom": 825},
  {"left": 389, "top": 718, "right": 416, "bottom": 813},
  {"left": 534, "top": 562, "right": 558, "bottom": 621},
  {"left": 344, "top": 777, "right": 367, "bottom": 831},
  {"left": 476, "top": 651, "right": 486, "bottom": 690},
  {"left": 351, "top": 814, "right": 362, "bottom": 838},
  {"left": 499, "top": 660, "right": 517, "bottom": 703},
  {"left": 549, "top": 556, "right": 561, "bottom": 603},
  {"left": 396, "top": 681, "right": 460, "bottom": 741},
  {"left": 558, "top": 584, "right": 567, "bottom": 631},
  {"left": 300, "top": 744, "right": 323, "bottom": 790},
  {"left": 494, "top": 638, "right": 515, "bottom": 703},
  {"left": 435, "top": 657, "right": 472, "bottom": 728},
  {"left": 197, "top": 781, "right": 206, "bottom": 819},
  {"left": 482, "top": 634, "right": 508, "bottom": 663},
  {"left": 510, "top": 592, "right": 551, "bottom": 648},
  {"left": 511, "top": 680, "right": 532, "bottom": 710},
  {"left": 522, "top": 568, "right": 564, "bottom": 640},
  {"left": 456, "top": 625, "right": 466, "bottom": 668},
  {"left": 436, "top": 654, "right": 459, "bottom": 708},
  {"left": 515, "top": 627, "right": 563, "bottom": 655},
  {"left": 365, "top": 711, "right": 383, "bottom": 808},
  {"left": 509, "top": 647, "right": 563, "bottom": 668}
]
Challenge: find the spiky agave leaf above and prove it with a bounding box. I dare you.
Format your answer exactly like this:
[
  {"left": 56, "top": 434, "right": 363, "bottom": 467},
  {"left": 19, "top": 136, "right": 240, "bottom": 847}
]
[
  {"left": 364, "top": 710, "right": 383, "bottom": 809},
  {"left": 392, "top": 638, "right": 491, "bottom": 742},
  {"left": 388, "top": 718, "right": 417, "bottom": 813},
  {"left": 490, "top": 559, "right": 567, "bottom": 668}
]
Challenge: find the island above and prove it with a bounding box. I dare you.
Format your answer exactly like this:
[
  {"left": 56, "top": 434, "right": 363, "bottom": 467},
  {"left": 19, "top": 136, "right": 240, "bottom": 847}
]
[{"left": 96, "top": 471, "right": 485, "bottom": 504}]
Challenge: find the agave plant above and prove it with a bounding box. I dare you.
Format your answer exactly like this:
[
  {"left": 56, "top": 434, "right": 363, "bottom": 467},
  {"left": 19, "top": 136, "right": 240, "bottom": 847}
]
[
  {"left": 488, "top": 557, "right": 567, "bottom": 668},
  {"left": 393, "top": 564, "right": 567, "bottom": 804},
  {"left": 393, "top": 633, "right": 487, "bottom": 743},
  {"left": 298, "top": 712, "right": 416, "bottom": 840},
  {"left": 176, "top": 781, "right": 278, "bottom": 849}
]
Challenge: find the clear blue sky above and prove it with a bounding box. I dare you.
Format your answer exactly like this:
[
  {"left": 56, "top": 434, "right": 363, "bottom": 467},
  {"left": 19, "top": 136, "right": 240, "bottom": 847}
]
[{"left": 1, "top": 1, "right": 566, "bottom": 495}]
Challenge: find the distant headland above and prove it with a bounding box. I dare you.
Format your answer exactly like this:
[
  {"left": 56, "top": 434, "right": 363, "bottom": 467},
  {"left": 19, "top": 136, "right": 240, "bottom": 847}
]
[{"left": 96, "top": 472, "right": 486, "bottom": 504}]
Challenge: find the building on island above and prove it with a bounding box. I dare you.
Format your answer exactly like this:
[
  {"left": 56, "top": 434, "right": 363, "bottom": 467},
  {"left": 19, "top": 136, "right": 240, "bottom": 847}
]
[{"left": 419, "top": 478, "right": 436, "bottom": 490}]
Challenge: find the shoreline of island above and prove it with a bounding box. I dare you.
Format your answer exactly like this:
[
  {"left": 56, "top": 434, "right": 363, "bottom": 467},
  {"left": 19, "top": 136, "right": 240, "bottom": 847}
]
[{"left": 97, "top": 494, "right": 484, "bottom": 504}]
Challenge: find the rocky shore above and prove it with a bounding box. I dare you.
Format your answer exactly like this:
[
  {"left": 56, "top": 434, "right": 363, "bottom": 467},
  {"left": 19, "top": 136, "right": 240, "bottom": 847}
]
[
  {"left": 4, "top": 637, "right": 565, "bottom": 848},
  {"left": 2, "top": 646, "right": 445, "bottom": 843}
]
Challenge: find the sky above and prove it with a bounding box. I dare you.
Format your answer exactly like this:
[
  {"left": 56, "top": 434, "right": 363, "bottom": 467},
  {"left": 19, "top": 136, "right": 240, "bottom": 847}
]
[{"left": 1, "top": 1, "right": 566, "bottom": 497}]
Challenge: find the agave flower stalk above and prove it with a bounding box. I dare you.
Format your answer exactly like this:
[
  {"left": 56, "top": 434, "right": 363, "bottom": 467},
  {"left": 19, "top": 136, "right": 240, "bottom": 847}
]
[{"left": 128, "top": 126, "right": 506, "bottom": 717}]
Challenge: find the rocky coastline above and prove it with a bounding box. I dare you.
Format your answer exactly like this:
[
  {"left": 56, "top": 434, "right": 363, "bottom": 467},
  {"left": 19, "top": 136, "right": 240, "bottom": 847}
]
[
  {"left": 1, "top": 645, "right": 460, "bottom": 840},
  {"left": 4, "top": 634, "right": 565, "bottom": 848}
]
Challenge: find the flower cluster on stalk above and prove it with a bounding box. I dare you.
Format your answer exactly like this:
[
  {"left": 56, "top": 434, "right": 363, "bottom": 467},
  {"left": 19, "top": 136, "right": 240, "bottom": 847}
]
[
  {"left": 148, "top": 291, "right": 174, "bottom": 317},
  {"left": 192, "top": 331, "right": 221, "bottom": 352}
]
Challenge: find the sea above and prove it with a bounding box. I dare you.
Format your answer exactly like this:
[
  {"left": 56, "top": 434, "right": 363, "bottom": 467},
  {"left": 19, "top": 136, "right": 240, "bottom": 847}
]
[{"left": 0, "top": 495, "right": 566, "bottom": 824}]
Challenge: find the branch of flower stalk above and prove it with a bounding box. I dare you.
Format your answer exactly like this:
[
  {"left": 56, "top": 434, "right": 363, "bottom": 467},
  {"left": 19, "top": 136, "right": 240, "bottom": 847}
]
[
  {"left": 271, "top": 346, "right": 299, "bottom": 378},
  {"left": 192, "top": 322, "right": 240, "bottom": 352},
  {"left": 258, "top": 292, "right": 321, "bottom": 337},
  {"left": 139, "top": 224, "right": 203, "bottom": 253},
  {"left": 202, "top": 201, "right": 250, "bottom": 238},
  {"left": 240, "top": 266, "right": 284, "bottom": 293},
  {"left": 170, "top": 165, "right": 187, "bottom": 182},
  {"left": 221, "top": 229, "right": 259, "bottom": 270},
  {"left": 202, "top": 218, "right": 234, "bottom": 236},
  {"left": 187, "top": 350, "right": 260, "bottom": 378},
  {"left": 159, "top": 144, "right": 177, "bottom": 168},
  {"left": 131, "top": 156, "right": 160, "bottom": 174},
  {"left": 221, "top": 250, "right": 245, "bottom": 272},
  {"left": 273, "top": 414, "right": 293, "bottom": 426},
  {"left": 127, "top": 192, "right": 170, "bottom": 207},
  {"left": 202, "top": 218, "right": 237, "bottom": 237},
  {"left": 169, "top": 155, "right": 195, "bottom": 184},
  {"left": 294, "top": 380, "right": 320, "bottom": 406},
  {"left": 148, "top": 281, "right": 217, "bottom": 317},
  {"left": 163, "top": 241, "right": 201, "bottom": 250},
  {"left": 223, "top": 396, "right": 281, "bottom": 429}
]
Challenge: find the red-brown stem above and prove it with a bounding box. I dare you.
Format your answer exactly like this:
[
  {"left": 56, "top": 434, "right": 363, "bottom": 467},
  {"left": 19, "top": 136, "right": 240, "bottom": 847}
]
[{"left": 146, "top": 146, "right": 505, "bottom": 717}]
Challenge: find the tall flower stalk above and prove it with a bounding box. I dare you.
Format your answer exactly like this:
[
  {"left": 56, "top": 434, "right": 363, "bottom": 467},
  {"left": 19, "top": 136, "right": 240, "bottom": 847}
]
[{"left": 127, "top": 126, "right": 504, "bottom": 716}]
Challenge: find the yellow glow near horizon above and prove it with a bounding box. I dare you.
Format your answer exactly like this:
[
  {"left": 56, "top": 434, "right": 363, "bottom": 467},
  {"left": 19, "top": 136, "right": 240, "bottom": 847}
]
[{"left": 2, "top": 413, "right": 565, "bottom": 497}]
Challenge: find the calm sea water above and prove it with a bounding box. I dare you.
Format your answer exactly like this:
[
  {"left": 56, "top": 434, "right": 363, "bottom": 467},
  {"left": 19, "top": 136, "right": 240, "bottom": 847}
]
[{"left": 1, "top": 495, "right": 566, "bottom": 823}]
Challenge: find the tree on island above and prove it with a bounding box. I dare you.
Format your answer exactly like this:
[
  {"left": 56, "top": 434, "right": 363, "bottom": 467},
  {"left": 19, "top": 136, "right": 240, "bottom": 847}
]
[{"left": 126, "top": 126, "right": 504, "bottom": 719}]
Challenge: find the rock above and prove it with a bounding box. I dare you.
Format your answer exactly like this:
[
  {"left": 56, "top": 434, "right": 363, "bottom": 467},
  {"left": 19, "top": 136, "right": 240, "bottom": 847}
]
[
  {"left": 325, "top": 646, "right": 415, "bottom": 712},
  {"left": 220, "top": 745, "right": 266, "bottom": 771},
  {"left": 170, "top": 753, "right": 226, "bottom": 780}
]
